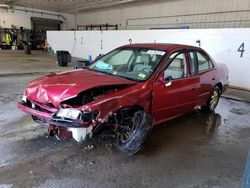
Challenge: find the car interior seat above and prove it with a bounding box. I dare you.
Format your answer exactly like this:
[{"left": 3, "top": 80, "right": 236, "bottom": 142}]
[
  {"left": 133, "top": 53, "right": 152, "bottom": 72},
  {"left": 165, "top": 58, "right": 186, "bottom": 79}
]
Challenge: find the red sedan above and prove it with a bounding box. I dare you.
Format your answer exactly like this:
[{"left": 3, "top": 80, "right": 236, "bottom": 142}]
[{"left": 18, "top": 43, "right": 229, "bottom": 155}]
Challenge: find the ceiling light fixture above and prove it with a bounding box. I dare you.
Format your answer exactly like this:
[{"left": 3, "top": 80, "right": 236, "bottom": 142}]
[{"left": 65, "top": 0, "right": 136, "bottom": 13}]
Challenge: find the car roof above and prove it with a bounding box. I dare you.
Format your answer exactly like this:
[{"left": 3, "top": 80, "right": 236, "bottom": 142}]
[{"left": 122, "top": 43, "right": 201, "bottom": 52}]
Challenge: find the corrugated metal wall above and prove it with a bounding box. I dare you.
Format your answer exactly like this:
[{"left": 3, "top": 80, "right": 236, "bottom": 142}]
[
  {"left": 126, "top": 0, "right": 250, "bottom": 29},
  {"left": 76, "top": 0, "right": 250, "bottom": 29}
]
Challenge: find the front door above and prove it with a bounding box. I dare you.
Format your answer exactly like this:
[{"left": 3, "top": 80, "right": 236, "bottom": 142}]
[{"left": 152, "top": 51, "right": 200, "bottom": 124}]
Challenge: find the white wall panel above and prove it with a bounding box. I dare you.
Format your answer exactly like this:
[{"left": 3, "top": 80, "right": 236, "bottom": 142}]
[{"left": 47, "top": 29, "right": 250, "bottom": 90}]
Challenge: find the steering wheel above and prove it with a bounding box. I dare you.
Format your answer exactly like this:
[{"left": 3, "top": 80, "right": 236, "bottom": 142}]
[{"left": 142, "top": 67, "right": 153, "bottom": 73}]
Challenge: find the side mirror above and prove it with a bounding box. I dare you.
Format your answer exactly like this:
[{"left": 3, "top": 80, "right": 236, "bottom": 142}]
[{"left": 156, "top": 75, "right": 173, "bottom": 87}]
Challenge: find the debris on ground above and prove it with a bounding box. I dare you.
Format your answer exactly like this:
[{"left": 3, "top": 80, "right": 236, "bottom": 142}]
[{"left": 84, "top": 144, "right": 95, "bottom": 150}]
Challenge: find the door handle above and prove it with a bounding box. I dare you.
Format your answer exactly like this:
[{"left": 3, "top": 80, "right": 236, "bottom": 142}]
[
  {"left": 212, "top": 78, "right": 215, "bottom": 81},
  {"left": 165, "top": 81, "right": 172, "bottom": 87}
]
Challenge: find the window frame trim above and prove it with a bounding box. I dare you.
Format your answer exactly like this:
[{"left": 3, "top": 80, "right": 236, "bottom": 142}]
[{"left": 187, "top": 51, "right": 199, "bottom": 77}]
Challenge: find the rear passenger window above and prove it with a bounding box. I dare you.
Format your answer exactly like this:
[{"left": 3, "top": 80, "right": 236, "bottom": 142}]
[{"left": 197, "top": 52, "right": 214, "bottom": 72}]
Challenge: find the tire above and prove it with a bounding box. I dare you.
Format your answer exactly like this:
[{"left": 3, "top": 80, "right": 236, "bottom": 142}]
[
  {"left": 116, "top": 109, "right": 153, "bottom": 156},
  {"left": 201, "top": 86, "right": 221, "bottom": 112}
]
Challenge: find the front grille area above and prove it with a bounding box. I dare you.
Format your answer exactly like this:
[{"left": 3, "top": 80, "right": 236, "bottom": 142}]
[{"left": 25, "top": 99, "right": 56, "bottom": 113}]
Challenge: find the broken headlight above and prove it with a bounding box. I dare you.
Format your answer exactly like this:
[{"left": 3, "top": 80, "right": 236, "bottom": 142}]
[
  {"left": 56, "top": 108, "right": 82, "bottom": 120},
  {"left": 22, "top": 94, "right": 27, "bottom": 103}
]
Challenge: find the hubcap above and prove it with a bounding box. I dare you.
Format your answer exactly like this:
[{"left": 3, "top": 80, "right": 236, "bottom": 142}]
[{"left": 209, "top": 90, "right": 219, "bottom": 110}]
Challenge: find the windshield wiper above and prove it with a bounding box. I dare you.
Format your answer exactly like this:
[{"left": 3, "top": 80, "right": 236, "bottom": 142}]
[
  {"left": 111, "top": 72, "right": 141, "bottom": 82},
  {"left": 88, "top": 68, "right": 112, "bottom": 75}
]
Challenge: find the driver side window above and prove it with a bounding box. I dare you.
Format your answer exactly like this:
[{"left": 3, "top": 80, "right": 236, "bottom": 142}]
[{"left": 164, "top": 52, "right": 187, "bottom": 80}]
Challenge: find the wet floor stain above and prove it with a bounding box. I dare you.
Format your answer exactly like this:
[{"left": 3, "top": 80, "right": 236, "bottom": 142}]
[
  {"left": 230, "top": 107, "right": 250, "bottom": 115},
  {"left": 0, "top": 97, "right": 249, "bottom": 188}
]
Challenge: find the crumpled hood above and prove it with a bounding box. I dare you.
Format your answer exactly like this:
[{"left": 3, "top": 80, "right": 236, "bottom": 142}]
[{"left": 26, "top": 69, "right": 136, "bottom": 107}]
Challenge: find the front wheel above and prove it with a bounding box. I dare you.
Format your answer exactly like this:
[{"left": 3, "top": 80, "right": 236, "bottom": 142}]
[
  {"left": 201, "top": 86, "right": 221, "bottom": 112},
  {"left": 116, "top": 109, "right": 153, "bottom": 156}
]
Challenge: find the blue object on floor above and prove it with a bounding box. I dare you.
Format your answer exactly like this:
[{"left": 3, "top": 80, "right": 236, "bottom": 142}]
[{"left": 242, "top": 149, "right": 250, "bottom": 188}]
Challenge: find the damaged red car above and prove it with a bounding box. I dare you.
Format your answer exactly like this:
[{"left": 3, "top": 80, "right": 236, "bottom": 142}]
[{"left": 17, "top": 43, "right": 229, "bottom": 155}]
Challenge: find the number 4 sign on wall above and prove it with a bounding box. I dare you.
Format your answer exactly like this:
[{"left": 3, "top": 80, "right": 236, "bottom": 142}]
[{"left": 238, "top": 42, "right": 245, "bottom": 58}]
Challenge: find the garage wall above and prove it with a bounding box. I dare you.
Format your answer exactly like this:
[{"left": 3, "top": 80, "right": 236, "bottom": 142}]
[
  {"left": 76, "top": 0, "right": 250, "bottom": 29},
  {"left": 47, "top": 29, "right": 250, "bottom": 90},
  {"left": 0, "top": 6, "right": 75, "bottom": 30}
]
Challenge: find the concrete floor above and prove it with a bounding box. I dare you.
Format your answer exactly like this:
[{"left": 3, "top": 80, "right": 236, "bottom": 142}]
[{"left": 0, "top": 50, "right": 250, "bottom": 188}]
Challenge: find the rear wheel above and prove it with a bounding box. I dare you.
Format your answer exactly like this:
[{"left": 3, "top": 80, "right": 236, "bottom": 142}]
[
  {"left": 201, "top": 86, "right": 221, "bottom": 112},
  {"left": 116, "top": 109, "right": 153, "bottom": 156}
]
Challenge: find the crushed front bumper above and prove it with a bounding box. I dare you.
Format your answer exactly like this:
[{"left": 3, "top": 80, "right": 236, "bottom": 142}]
[
  {"left": 17, "top": 100, "right": 95, "bottom": 142},
  {"left": 17, "top": 102, "right": 54, "bottom": 121}
]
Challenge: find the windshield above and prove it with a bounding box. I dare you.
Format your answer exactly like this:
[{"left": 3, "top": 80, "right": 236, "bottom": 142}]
[{"left": 88, "top": 47, "right": 166, "bottom": 81}]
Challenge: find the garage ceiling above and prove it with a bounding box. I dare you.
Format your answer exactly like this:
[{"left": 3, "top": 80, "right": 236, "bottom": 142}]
[{"left": 0, "top": 0, "right": 144, "bottom": 13}]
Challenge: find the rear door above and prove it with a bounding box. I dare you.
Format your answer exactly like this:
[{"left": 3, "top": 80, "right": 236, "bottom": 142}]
[
  {"left": 152, "top": 51, "right": 200, "bottom": 124},
  {"left": 193, "top": 51, "right": 217, "bottom": 106}
]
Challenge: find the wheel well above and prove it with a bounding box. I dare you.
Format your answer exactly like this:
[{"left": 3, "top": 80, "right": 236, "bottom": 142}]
[
  {"left": 113, "top": 106, "right": 148, "bottom": 124},
  {"left": 117, "top": 106, "right": 144, "bottom": 114},
  {"left": 215, "top": 82, "right": 223, "bottom": 94}
]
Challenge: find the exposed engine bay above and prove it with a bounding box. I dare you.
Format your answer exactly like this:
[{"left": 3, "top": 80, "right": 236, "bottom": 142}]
[{"left": 61, "top": 85, "right": 127, "bottom": 107}]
